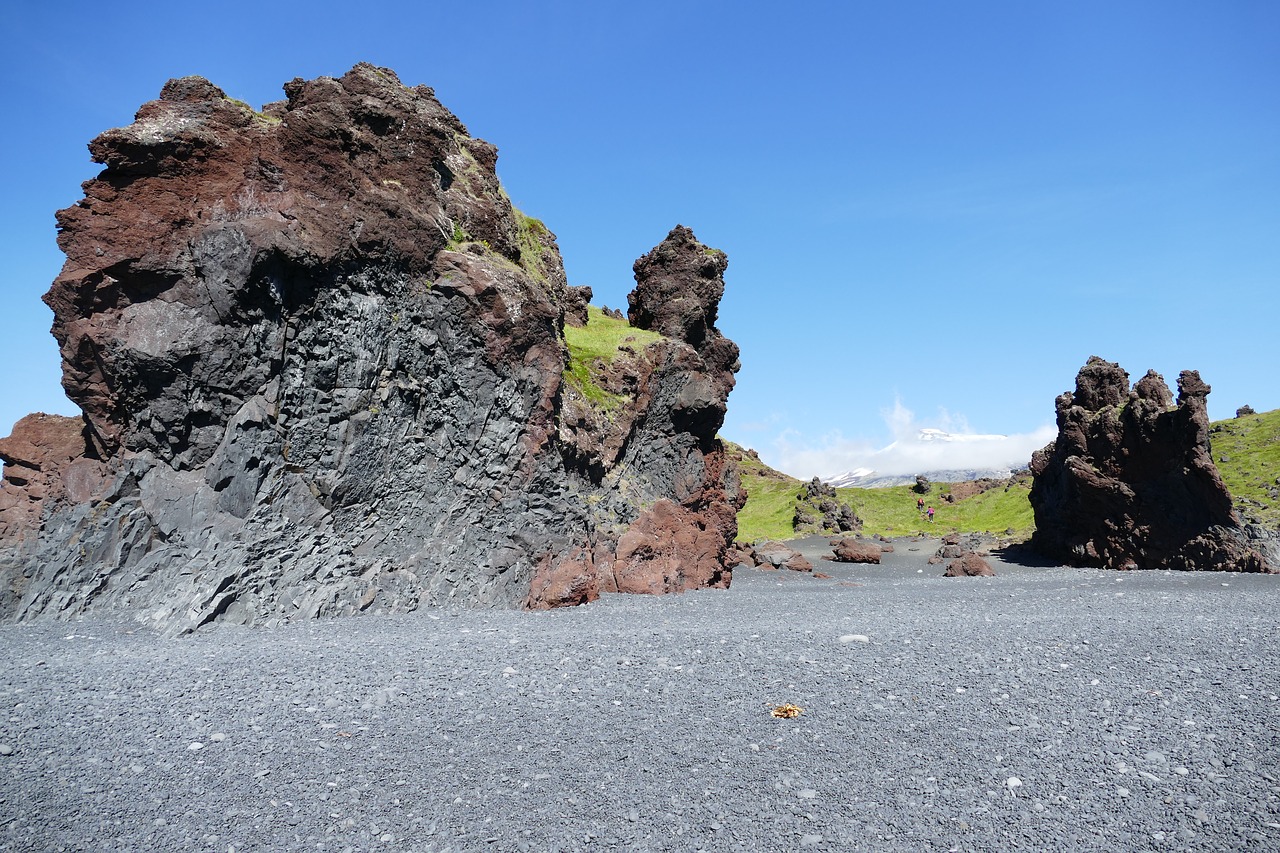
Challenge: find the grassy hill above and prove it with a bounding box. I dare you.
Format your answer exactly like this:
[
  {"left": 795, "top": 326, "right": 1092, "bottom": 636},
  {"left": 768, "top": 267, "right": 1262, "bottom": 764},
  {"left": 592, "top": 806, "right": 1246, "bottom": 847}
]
[
  {"left": 832, "top": 478, "right": 1034, "bottom": 539},
  {"left": 731, "top": 406, "right": 1279, "bottom": 542},
  {"left": 727, "top": 442, "right": 1033, "bottom": 542},
  {"left": 727, "top": 444, "right": 803, "bottom": 541},
  {"left": 1210, "top": 407, "right": 1280, "bottom": 528}
]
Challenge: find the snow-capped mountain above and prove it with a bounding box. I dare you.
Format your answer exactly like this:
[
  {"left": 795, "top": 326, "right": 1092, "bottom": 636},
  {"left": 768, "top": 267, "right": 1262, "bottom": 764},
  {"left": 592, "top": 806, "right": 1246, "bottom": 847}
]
[
  {"left": 824, "top": 468, "right": 1015, "bottom": 489},
  {"left": 821, "top": 428, "right": 1026, "bottom": 488}
]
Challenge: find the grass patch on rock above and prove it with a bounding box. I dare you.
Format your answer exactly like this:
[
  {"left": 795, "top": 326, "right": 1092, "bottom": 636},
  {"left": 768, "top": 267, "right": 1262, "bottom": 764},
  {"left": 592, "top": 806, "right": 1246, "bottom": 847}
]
[
  {"left": 562, "top": 306, "right": 663, "bottom": 411},
  {"left": 514, "top": 210, "right": 550, "bottom": 281}
]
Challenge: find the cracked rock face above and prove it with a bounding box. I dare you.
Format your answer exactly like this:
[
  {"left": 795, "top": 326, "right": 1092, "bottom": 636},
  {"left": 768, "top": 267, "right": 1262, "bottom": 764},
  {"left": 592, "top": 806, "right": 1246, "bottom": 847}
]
[
  {"left": 1028, "top": 356, "right": 1271, "bottom": 573},
  {"left": 0, "top": 64, "right": 743, "bottom": 631}
]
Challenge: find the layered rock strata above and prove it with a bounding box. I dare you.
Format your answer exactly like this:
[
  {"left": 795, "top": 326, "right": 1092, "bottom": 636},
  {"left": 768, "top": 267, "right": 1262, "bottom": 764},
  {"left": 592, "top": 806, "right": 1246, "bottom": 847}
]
[
  {"left": 1028, "top": 357, "right": 1270, "bottom": 572},
  {"left": 0, "top": 65, "right": 743, "bottom": 630}
]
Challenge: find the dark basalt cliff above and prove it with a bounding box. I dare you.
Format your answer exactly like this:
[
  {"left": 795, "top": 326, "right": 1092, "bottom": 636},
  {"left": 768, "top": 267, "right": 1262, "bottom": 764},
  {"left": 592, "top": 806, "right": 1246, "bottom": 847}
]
[
  {"left": 1029, "top": 356, "right": 1272, "bottom": 572},
  {"left": 0, "top": 64, "right": 744, "bottom": 631}
]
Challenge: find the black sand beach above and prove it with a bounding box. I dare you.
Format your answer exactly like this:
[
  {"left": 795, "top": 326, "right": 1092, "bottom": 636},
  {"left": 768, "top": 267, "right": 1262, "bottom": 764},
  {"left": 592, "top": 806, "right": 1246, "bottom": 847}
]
[{"left": 2, "top": 540, "right": 1278, "bottom": 852}]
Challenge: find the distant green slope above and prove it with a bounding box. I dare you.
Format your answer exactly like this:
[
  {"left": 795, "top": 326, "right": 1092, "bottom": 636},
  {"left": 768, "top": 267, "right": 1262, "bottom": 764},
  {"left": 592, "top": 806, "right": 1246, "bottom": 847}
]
[
  {"left": 731, "top": 407, "right": 1279, "bottom": 542},
  {"left": 1210, "top": 407, "right": 1280, "bottom": 528},
  {"left": 726, "top": 443, "right": 801, "bottom": 542},
  {"left": 728, "top": 441, "right": 1033, "bottom": 542},
  {"left": 834, "top": 480, "right": 1034, "bottom": 540}
]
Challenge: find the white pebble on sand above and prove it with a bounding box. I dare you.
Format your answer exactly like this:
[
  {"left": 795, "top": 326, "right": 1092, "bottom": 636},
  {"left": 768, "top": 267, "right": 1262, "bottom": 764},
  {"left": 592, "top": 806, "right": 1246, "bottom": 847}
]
[
  {"left": 839, "top": 634, "right": 870, "bottom": 644},
  {"left": 188, "top": 742, "right": 204, "bottom": 751},
  {"left": 210, "top": 732, "right": 226, "bottom": 742},
  {"left": 1006, "top": 777, "right": 1023, "bottom": 792}
]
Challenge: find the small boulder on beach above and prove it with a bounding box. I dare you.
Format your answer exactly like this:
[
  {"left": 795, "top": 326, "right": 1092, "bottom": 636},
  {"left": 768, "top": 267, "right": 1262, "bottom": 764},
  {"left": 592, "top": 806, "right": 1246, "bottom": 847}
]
[
  {"left": 944, "top": 553, "right": 996, "bottom": 577},
  {"left": 830, "top": 538, "right": 882, "bottom": 564}
]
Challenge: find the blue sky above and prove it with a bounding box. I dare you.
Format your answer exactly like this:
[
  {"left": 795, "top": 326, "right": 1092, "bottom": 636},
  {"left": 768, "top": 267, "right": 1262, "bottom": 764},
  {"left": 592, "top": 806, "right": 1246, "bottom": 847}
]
[{"left": 3, "top": 1, "right": 1277, "bottom": 478}]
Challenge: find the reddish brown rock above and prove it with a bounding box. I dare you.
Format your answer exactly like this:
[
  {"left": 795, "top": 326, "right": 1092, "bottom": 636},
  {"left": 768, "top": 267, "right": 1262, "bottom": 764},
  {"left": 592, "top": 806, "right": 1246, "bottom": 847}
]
[
  {"left": 782, "top": 553, "right": 814, "bottom": 573},
  {"left": 611, "top": 498, "right": 734, "bottom": 594},
  {"left": 751, "top": 541, "right": 810, "bottom": 571},
  {"left": 946, "top": 479, "right": 1005, "bottom": 502},
  {"left": 944, "top": 553, "right": 996, "bottom": 577},
  {"left": 629, "top": 225, "right": 728, "bottom": 351},
  {"left": 0, "top": 414, "right": 106, "bottom": 545},
  {"left": 830, "top": 538, "right": 882, "bottom": 564},
  {"left": 1030, "top": 357, "right": 1271, "bottom": 572},
  {"left": 523, "top": 545, "right": 603, "bottom": 609}
]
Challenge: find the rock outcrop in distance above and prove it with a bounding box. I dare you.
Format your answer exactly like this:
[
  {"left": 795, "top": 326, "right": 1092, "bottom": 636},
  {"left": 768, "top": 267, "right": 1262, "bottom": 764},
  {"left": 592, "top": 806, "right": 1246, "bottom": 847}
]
[
  {"left": 1028, "top": 356, "right": 1273, "bottom": 573},
  {"left": 0, "top": 64, "right": 744, "bottom": 632}
]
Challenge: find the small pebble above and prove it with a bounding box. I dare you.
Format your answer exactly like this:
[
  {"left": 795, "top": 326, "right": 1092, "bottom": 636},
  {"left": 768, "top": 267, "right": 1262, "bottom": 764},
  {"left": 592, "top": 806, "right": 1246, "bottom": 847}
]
[
  {"left": 0, "top": 744, "right": 12, "bottom": 756},
  {"left": 188, "top": 742, "right": 204, "bottom": 751},
  {"left": 839, "top": 634, "right": 870, "bottom": 644}
]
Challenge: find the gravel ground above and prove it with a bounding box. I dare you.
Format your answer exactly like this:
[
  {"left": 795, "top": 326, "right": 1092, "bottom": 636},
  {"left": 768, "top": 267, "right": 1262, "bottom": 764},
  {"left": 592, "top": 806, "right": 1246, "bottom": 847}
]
[{"left": 2, "top": 537, "right": 1279, "bottom": 852}]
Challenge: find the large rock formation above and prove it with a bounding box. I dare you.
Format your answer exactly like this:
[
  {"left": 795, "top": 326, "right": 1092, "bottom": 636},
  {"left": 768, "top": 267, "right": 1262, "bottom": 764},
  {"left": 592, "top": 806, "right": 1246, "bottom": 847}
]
[
  {"left": 0, "top": 64, "right": 744, "bottom": 631},
  {"left": 1028, "top": 356, "right": 1271, "bottom": 572}
]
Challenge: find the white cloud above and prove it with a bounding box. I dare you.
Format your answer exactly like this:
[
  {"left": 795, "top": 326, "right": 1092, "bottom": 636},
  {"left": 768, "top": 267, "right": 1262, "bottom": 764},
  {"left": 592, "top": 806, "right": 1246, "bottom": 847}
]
[{"left": 763, "top": 400, "right": 1056, "bottom": 480}]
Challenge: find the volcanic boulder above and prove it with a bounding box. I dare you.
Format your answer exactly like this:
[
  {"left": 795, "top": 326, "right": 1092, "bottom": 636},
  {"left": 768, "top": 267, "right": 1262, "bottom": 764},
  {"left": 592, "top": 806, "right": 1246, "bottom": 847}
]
[
  {"left": 751, "top": 541, "right": 812, "bottom": 572},
  {"left": 830, "top": 538, "right": 882, "bottom": 564},
  {"left": 0, "top": 65, "right": 745, "bottom": 631},
  {"left": 1028, "top": 356, "right": 1270, "bottom": 572},
  {"left": 943, "top": 553, "right": 995, "bottom": 577}
]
